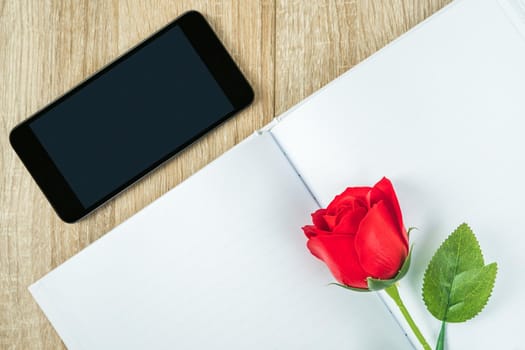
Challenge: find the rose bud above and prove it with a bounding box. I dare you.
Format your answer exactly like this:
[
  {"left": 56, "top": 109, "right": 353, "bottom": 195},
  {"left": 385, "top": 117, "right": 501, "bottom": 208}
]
[{"left": 302, "top": 177, "right": 409, "bottom": 290}]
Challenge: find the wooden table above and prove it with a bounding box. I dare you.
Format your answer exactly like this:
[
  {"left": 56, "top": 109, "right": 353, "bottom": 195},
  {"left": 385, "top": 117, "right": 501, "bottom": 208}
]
[{"left": 0, "top": 0, "right": 450, "bottom": 348}]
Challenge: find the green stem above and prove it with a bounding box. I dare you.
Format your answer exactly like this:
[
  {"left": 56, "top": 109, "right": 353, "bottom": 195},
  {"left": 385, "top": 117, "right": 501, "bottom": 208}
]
[
  {"left": 435, "top": 321, "right": 446, "bottom": 350},
  {"left": 385, "top": 283, "right": 432, "bottom": 350}
]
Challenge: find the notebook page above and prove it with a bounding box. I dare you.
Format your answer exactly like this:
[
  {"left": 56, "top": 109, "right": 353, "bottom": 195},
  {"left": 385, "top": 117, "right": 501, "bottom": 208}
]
[
  {"left": 271, "top": 0, "right": 525, "bottom": 348},
  {"left": 29, "top": 132, "right": 411, "bottom": 349}
]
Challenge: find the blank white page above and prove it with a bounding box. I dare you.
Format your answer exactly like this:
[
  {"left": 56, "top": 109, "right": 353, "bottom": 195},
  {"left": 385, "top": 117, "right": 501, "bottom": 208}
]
[
  {"left": 30, "top": 132, "right": 411, "bottom": 349},
  {"left": 271, "top": 0, "right": 525, "bottom": 348}
]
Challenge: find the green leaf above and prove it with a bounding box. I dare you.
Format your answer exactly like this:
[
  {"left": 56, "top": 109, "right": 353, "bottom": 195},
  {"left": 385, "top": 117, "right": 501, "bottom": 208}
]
[
  {"left": 367, "top": 246, "right": 413, "bottom": 291},
  {"left": 445, "top": 263, "right": 497, "bottom": 322},
  {"left": 407, "top": 227, "right": 418, "bottom": 237},
  {"left": 422, "top": 223, "right": 497, "bottom": 323}
]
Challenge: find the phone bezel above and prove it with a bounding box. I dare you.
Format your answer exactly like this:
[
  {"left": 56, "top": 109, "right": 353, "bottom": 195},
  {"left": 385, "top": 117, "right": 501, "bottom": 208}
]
[{"left": 9, "top": 10, "right": 254, "bottom": 223}]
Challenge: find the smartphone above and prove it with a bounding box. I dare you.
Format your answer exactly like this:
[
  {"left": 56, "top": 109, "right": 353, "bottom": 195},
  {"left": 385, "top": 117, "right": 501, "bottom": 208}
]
[{"left": 9, "top": 11, "right": 254, "bottom": 223}]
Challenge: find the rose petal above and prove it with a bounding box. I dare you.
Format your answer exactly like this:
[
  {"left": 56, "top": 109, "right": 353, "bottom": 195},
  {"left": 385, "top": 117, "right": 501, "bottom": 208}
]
[
  {"left": 307, "top": 235, "right": 369, "bottom": 289},
  {"left": 333, "top": 207, "right": 367, "bottom": 235},
  {"left": 369, "top": 177, "right": 408, "bottom": 247},
  {"left": 355, "top": 200, "right": 408, "bottom": 279},
  {"left": 302, "top": 225, "right": 318, "bottom": 238},
  {"left": 327, "top": 187, "right": 371, "bottom": 213},
  {"left": 311, "top": 209, "right": 329, "bottom": 230},
  {"left": 323, "top": 215, "right": 337, "bottom": 230},
  {"left": 302, "top": 225, "right": 332, "bottom": 238}
]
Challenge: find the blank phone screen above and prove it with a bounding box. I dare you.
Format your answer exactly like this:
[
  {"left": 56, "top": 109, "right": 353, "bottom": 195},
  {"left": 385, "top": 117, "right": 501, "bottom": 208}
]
[{"left": 29, "top": 25, "right": 234, "bottom": 208}]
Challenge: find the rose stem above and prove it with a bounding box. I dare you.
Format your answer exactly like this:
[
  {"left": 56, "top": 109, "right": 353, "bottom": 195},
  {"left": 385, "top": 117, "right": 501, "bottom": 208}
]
[
  {"left": 435, "top": 321, "right": 445, "bottom": 350},
  {"left": 385, "top": 283, "right": 432, "bottom": 350}
]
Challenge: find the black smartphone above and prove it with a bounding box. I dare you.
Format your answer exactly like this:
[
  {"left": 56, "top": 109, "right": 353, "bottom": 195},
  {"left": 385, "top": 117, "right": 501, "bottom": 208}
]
[{"left": 9, "top": 11, "right": 254, "bottom": 223}]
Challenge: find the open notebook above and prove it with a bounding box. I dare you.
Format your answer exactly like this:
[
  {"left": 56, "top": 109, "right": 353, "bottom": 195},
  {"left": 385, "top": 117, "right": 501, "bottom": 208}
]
[{"left": 30, "top": 0, "right": 525, "bottom": 348}]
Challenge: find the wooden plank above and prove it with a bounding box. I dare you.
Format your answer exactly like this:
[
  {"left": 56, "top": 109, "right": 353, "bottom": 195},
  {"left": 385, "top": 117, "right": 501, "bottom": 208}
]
[{"left": 274, "top": 0, "right": 451, "bottom": 114}]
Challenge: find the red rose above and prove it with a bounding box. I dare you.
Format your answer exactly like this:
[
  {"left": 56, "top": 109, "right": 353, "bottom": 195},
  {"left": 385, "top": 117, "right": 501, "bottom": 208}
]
[{"left": 302, "top": 177, "right": 409, "bottom": 289}]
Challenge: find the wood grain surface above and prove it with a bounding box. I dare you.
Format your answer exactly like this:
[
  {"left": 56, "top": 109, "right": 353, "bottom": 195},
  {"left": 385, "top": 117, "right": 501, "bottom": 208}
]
[{"left": 0, "top": 0, "right": 449, "bottom": 348}]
